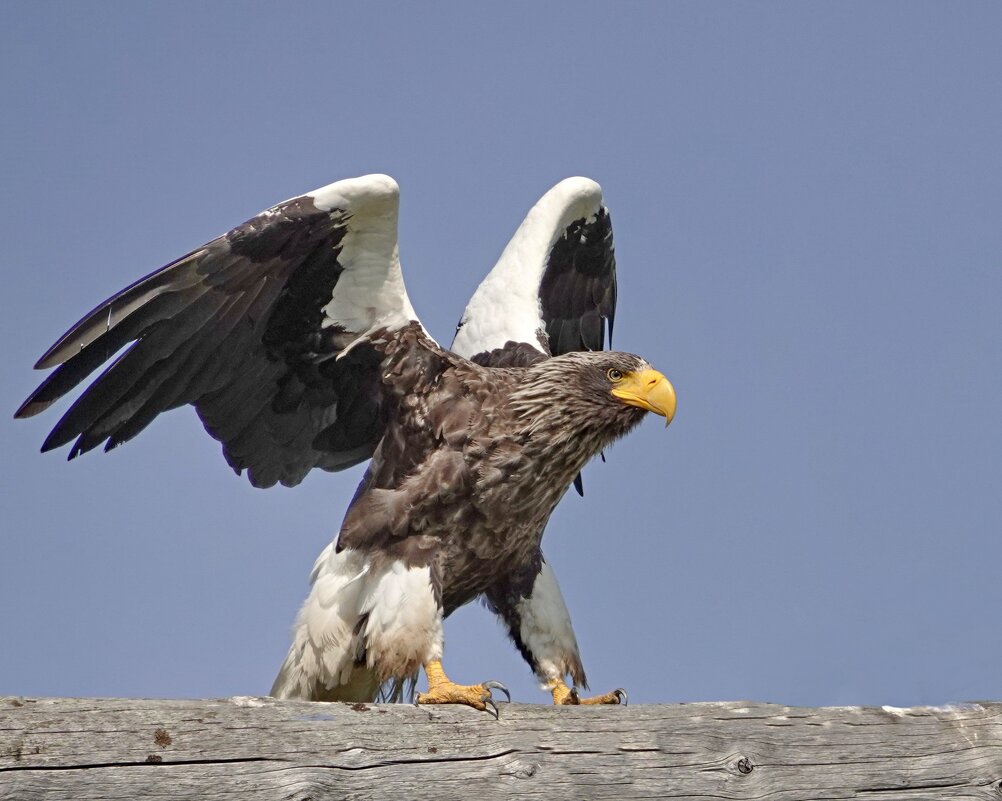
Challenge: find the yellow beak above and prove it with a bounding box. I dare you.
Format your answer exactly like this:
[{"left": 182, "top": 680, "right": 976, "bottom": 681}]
[{"left": 610, "top": 369, "right": 677, "bottom": 426}]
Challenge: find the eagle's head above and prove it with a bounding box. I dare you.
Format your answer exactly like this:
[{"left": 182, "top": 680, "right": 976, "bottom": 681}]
[
  {"left": 578, "top": 351, "right": 676, "bottom": 426},
  {"left": 512, "top": 351, "right": 676, "bottom": 455}
]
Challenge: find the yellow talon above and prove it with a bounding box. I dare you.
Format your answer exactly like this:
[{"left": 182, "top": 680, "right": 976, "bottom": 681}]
[
  {"left": 549, "top": 677, "right": 627, "bottom": 706},
  {"left": 416, "top": 659, "right": 510, "bottom": 716}
]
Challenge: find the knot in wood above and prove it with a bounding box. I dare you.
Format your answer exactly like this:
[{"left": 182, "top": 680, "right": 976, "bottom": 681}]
[
  {"left": 504, "top": 760, "right": 539, "bottom": 780},
  {"left": 736, "top": 756, "right": 754, "bottom": 775},
  {"left": 515, "top": 762, "right": 539, "bottom": 779}
]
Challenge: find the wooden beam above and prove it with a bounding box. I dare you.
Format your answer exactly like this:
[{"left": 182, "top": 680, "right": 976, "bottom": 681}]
[{"left": 2, "top": 697, "right": 1001, "bottom": 800}]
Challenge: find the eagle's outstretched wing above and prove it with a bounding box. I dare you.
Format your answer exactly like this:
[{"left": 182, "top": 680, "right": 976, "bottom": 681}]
[
  {"left": 15, "top": 174, "right": 428, "bottom": 488},
  {"left": 451, "top": 177, "right": 616, "bottom": 367}
]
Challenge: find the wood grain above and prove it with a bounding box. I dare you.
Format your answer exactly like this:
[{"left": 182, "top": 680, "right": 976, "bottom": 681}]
[{"left": 2, "top": 697, "right": 1001, "bottom": 800}]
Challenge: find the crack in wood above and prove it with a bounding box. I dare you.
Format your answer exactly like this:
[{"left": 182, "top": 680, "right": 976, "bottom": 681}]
[
  {"left": 0, "top": 756, "right": 279, "bottom": 773},
  {"left": 858, "top": 780, "right": 972, "bottom": 793},
  {"left": 292, "top": 749, "right": 519, "bottom": 772}
]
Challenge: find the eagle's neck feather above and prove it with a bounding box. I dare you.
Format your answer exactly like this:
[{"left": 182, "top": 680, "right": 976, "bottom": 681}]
[{"left": 507, "top": 375, "right": 645, "bottom": 484}]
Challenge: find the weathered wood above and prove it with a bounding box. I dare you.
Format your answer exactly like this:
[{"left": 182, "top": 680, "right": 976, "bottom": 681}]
[{"left": 1, "top": 697, "right": 1001, "bottom": 800}]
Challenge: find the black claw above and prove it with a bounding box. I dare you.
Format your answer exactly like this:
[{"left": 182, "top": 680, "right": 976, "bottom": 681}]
[
  {"left": 484, "top": 698, "right": 500, "bottom": 719},
  {"left": 613, "top": 688, "right": 628, "bottom": 706},
  {"left": 569, "top": 686, "right": 580, "bottom": 704},
  {"left": 483, "top": 680, "right": 511, "bottom": 703}
]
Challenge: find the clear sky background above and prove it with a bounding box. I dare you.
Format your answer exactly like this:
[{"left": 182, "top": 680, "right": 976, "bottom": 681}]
[{"left": 3, "top": 2, "right": 1001, "bottom": 708}]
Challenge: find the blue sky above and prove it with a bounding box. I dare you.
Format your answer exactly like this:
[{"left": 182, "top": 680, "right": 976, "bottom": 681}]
[{"left": 3, "top": 2, "right": 1001, "bottom": 707}]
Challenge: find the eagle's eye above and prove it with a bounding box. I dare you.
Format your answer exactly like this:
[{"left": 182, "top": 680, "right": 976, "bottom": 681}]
[{"left": 607, "top": 368, "right": 624, "bottom": 382}]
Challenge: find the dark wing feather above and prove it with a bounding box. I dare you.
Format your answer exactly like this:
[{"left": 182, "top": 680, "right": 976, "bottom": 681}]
[
  {"left": 539, "top": 206, "right": 616, "bottom": 355},
  {"left": 17, "top": 174, "right": 427, "bottom": 488}
]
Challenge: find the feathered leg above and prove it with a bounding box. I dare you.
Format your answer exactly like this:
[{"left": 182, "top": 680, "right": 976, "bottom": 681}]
[
  {"left": 274, "top": 541, "right": 509, "bottom": 713},
  {"left": 485, "top": 555, "right": 626, "bottom": 705},
  {"left": 271, "top": 544, "right": 445, "bottom": 702}
]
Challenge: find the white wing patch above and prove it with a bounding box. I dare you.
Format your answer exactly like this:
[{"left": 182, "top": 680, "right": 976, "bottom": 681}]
[
  {"left": 452, "top": 177, "right": 603, "bottom": 359},
  {"left": 307, "top": 174, "right": 426, "bottom": 339}
]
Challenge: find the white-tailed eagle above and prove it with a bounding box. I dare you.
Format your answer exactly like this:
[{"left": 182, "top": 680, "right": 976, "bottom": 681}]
[{"left": 16, "top": 175, "right": 676, "bottom": 713}]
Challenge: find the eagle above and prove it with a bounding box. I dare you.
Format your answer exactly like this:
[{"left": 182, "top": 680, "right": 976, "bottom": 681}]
[{"left": 16, "top": 174, "right": 676, "bottom": 713}]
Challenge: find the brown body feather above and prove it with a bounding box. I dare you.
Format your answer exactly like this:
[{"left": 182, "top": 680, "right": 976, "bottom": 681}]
[{"left": 338, "top": 324, "right": 648, "bottom": 625}]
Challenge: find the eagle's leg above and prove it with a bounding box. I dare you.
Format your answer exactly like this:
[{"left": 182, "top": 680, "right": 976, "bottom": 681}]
[
  {"left": 485, "top": 556, "right": 628, "bottom": 706},
  {"left": 416, "top": 659, "right": 510, "bottom": 716}
]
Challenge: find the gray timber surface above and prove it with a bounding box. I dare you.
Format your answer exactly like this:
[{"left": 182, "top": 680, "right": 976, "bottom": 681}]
[{"left": 2, "top": 696, "right": 1001, "bottom": 800}]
